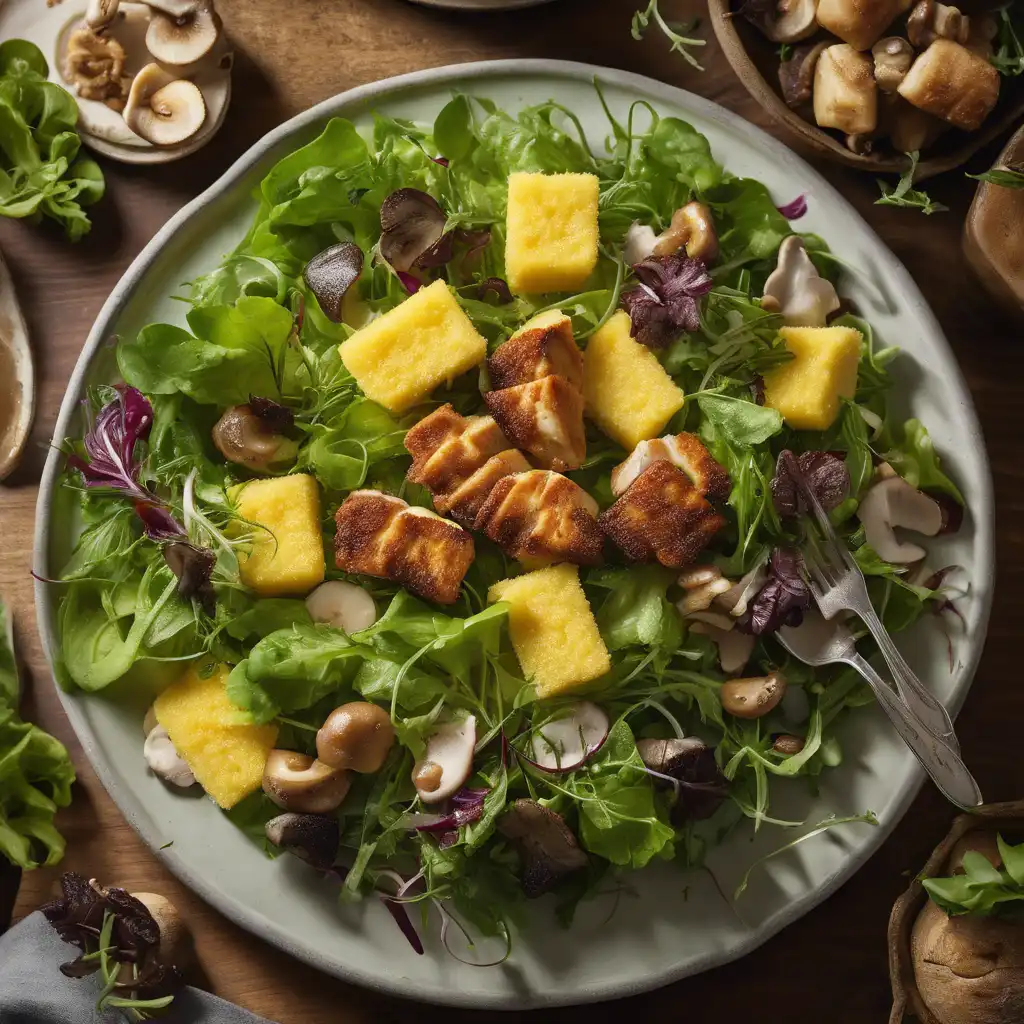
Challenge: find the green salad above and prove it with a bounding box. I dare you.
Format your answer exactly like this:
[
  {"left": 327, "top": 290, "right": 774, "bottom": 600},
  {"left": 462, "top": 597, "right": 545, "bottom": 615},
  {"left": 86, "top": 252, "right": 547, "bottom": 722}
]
[{"left": 54, "top": 87, "right": 965, "bottom": 957}]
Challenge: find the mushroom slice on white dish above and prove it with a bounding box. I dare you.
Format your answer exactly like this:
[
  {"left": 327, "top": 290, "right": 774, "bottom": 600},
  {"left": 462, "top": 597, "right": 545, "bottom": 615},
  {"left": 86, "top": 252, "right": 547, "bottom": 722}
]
[
  {"left": 762, "top": 236, "right": 841, "bottom": 327},
  {"left": 145, "top": 0, "right": 221, "bottom": 65},
  {"left": 531, "top": 702, "right": 610, "bottom": 771},
  {"left": 413, "top": 716, "right": 477, "bottom": 805},
  {"left": 857, "top": 475, "right": 943, "bottom": 563},
  {"left": 123, "top": 63, "right": 207, "bottom": 146}
]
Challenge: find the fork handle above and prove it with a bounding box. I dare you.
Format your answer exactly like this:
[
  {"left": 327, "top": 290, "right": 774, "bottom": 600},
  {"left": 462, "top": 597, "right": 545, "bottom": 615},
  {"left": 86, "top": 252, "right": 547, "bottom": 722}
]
[
  {"left": 848, "top": 652, "right": 981, "bottom": 809},
  {"left": 858, "top": 604, "right": 958, "bottom": 749}
]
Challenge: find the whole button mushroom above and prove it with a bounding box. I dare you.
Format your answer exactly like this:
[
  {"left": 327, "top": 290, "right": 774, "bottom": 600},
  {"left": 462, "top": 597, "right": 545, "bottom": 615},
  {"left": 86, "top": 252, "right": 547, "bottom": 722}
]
[
  {"left": 262, "top": 750, "right": 351, "bottom": 814},
  {"left": 412, "top": 716, "right": 477, "bottom": 805},
  {"left": 316, "top": 702, "right": 395, "bottom": 774},
  {"left": 720, "top": 671, "right": 788, "bottom": 719}
]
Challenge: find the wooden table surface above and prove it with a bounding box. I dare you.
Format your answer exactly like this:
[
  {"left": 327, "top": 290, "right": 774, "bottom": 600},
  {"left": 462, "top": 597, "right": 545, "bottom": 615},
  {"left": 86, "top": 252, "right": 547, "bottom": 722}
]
[{"left": 2, "top": 1, "right": 1022, "bottom": 1020}]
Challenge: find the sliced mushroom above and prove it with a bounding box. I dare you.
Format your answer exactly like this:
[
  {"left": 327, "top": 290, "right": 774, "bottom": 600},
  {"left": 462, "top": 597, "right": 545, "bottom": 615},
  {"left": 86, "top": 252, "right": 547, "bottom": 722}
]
[
  {"left": 814, "top": 44, "right": 878, "bottom": 136},
  {"left": 715, "top": 562, "right": 769, "bottom": 618},
  {"left": 378, "top": 189, "right": 451, "bottom": 273},
  {"left": 773, "top": 734, "right": 805, "bottom": 755},
  {"left": 965, "top": 13, "right": 998, "bottom": 58},
  {"left": 677, "top": 565, "right": 733, "bottom": 615},
  {"left": 720, "top": 671, "right": 787, "bottom": 719},
  {"left": 746, "top": 0, "right": 820, "bottom": 43},
  {"left": 856, "top": 475, "right": 942, "bottom": 563},
  {"left": 688, "top": 619, "right": 756, "bottom": 674},
  {"left": 652, "top": 202, "right": 719, "bottom": 263},
  {"left": 411, "top": 715, "right": 476, "bottom": 805},
  {"left": 123, "top": 64, "right": 206, "bottom": 146},
  {"left": 635, "top": 737, "right": 729, "bottom": 822},
  {"left": 146, "top": 1, "right": 221, "bottom": 66},
  {"left": 872, "top": 37, "right": 915, "bottom": 94},
  {"left": 262, "top": 750, "right": 352, "bottom": 814},
  {"left": 883, "top": 94, "right": 948, "bottom": 153},
  {"left": 303, "top": 242, "right": 364, "bottom": 323},
  {"left": 85, "top": 0, "right": 121, "bottom": 28},
  {"left": 498, "top": 799, "right": 588, "bottom": 897},
  {"left": 530, "top": 702, "right": 609, "bottom": 771},
  {"left": 624, "top": 222, "right": 659, "bottom": 265},
  {"left": 762, "top": 236, "right": 840, "bottom": 328},
  {"left": 211, "top": 403, "right": 297, "bottom": 470},
  {"left": 907, "top": 0, "right": 970, "bottom": 48},
  {"left": 845, "top": 132, "right": 876, "bottom": 155},
  {"left": 143, "top": 725, "right": 196, "bottom": 788},
  {"left": 305, "top": 581, "right": 378, "bottom": 634},
  {"left": 316, "top": 702, "right": 395, "bottom": 774},
  {"left": 779, "top": 41, "right": 828, "bottom": 109},
  {"left": 265, "top": 813, "right": 340, "bottom": 870}
]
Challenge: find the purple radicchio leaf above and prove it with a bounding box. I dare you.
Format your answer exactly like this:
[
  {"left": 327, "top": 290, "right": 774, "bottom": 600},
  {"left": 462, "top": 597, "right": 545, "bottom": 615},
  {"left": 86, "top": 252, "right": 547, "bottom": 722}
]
[
  {"left": 621, "top": 253, "right": 713, "bottom": 349},
  {"left": 777, "top": 194, "right": 808, "bottom": 219},
  {"left": 770, "top": 449, "right": 850, "bottom": 518},
  {"left": 249, "top": 395, "right": 295, "bottom": 432},
  {"left": 414, "top": 787, "right": 489, "bottom": 846},
  {"left": 397, "top": 271, "right": 422, "bottom": 294},
  {"left": 739, "top": 548, "right": 811, "bottom": 636}
]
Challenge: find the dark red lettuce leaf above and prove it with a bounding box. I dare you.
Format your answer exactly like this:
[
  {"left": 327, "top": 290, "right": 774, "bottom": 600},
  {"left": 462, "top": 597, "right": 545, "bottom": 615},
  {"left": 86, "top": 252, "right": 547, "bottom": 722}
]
[
  {"left": 771, "top": 449, "right": 850, "bottom": 517},
  {"left": 249, "top": 395, "right": 295, "bottom": 432},
  {"left": 739, "top": 548, "right": 811, "bottom": 636},
  {"left": 621, "top": 254, "right": 713, "bottom": 348}
]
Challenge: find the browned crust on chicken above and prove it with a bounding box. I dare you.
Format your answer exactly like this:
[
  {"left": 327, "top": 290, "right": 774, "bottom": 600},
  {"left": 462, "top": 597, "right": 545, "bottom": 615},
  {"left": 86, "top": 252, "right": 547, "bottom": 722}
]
[
  {"left": 488, "top": 318, "right": 583, "bottom": 391},
  {"left": 334, "top": 491, "right": 474, "bottom": 605},
  {"left": 599, "top": 461, "right": 725, "bottom": 568},
  {"left": 476, "top": 470, "right": 604, "bottom": 566},
  {"left": 439, "top": 448, "right": 532, "bottom": 526},
  {"left": 484, "top": 375, "right": 586, "bottom": 472},
  {"left": 405, "top": 405, "right": 509, "bottom": 497},
  {"left": 673, "top": 432, "right": 731, "bottom": 500}
]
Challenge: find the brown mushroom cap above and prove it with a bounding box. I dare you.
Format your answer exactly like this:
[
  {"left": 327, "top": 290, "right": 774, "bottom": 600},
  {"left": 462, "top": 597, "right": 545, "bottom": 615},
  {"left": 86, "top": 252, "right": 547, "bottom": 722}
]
[
  {"left": 498, "top": 799, "right": 588, "bottom": 898},
  {"left": 145, "top": 2, "right": 221, "bottom": 66},
  {"left": 123, "top": 64, "right": 206, "bottom": 147},
  {"left": 779, "top": 41, "right": 829, "bottom": 109},
  {"left": 211, "top": 404, "right": 298, "bottom": 469},
  {"left": 262, "top": 750, "right": 351, "bottom": 814},
  {"left": 316, "top": 702, "right": 395, "bottom": 773},
  {"left": 265, "top": 812, "right": 340, "bottom": 870},
  {"left": 720, "top": 671, "right": 787, "bottom": 719}
]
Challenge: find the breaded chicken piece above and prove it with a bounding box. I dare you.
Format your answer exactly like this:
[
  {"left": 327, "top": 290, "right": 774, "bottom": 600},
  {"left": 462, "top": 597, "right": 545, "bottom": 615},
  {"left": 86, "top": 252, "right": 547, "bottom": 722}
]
[
  {"left": 610, "top": 432, "right": 731, "bottom": 500},
  {"left": 600, "top": 461, "right": 725, "bottom": 568},
  {"left": 439, "top": 448, "right": 532, "bottom": 526},
  {"left": 405, "top": 405, "right": 510, "bottom": 497},
  {"left": 334, "top": 490, "right": 474, "bottom": 605},
  {"left": 476, "top": 470, "right": 604, "bottom": 567},
  {"left": 485, "top": 375, "right": 586, "bottom": 471},
  {"left": 488, "top": 313, "right": 584, "bottom": 391}
]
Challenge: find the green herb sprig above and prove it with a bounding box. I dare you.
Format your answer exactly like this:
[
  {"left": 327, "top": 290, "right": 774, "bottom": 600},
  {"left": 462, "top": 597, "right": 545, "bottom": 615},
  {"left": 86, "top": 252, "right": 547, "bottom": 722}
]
[
  {"left": 90, "top": 912, "right": 175, "bottom": 1022},
  {"left": 968, "top": 164, "right": 1024, "bottom": 189},
  {"left": 923, "top": 834, "right": 1024, "bottom": 917},
  {"left": 631, "top": 0, "right": 706, "bottom": 70},
  {"left": 992, "top": 4, "right": 1024, "bottom": 76},
  {"left": 876, "top": 151, "right": 948, "bottom": 215}
]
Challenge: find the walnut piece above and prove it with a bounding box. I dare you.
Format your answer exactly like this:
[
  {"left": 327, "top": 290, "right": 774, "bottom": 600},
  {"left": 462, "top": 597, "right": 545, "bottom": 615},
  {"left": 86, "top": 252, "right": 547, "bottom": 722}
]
[{"left": 64, "top": 28, "right": 130, "bottom": 109}]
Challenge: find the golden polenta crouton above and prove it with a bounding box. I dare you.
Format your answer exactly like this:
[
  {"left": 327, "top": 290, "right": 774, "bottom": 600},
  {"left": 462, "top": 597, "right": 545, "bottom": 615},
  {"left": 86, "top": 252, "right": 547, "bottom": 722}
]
[
  {"left": 599, "top": 460, "right": 725, "bottom": 568},
  {"left": 154, "top": 662, "right": 278, "bottom": 809},
  {"left": 489, "top": 310, "right": 583, "bottom": 391},
  {"left": 583, "top": 311, "right": 685, "bottom": 450},
  {"left": 231, "top": 474, "right": 325, "bottom": 597},
  {"left": 610, "top": 433, "right": 730, "bottom": 500},
  {"left": 898, "top": 39, "right": 1000, "bottom": 131},
  {"left": 334, "top": 490, "right": 473, "bottom": 604},
  {"left": 489, "top": 563, "right": 610, "bottom": 698},
  {"left": 505, "top": 173, "right": 599, "bottom": 294},
  {"left": 485, "top": 374, "right": 587, "bottom": 472},
  {"left": 476, "top": 469, "right": 604, "bottom": 567},
  {"left": 339, "top": 280, "right": 487, "bottom": 413}
]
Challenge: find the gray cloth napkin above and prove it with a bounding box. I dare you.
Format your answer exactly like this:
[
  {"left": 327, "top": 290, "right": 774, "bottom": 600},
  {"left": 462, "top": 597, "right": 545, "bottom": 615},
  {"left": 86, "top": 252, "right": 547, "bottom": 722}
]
[{"left": 0, "top": 912, "right": 274, "bottom": 1024}]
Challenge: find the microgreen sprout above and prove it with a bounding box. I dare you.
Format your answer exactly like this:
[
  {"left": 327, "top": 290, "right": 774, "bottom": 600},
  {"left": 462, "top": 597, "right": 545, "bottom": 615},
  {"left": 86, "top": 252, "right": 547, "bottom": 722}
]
[
  {"left": 875, "top": 152, "right": 948, "bottom": 215},
  {"left": 631, "top": 0, "right": 707, "bottom": 70}
]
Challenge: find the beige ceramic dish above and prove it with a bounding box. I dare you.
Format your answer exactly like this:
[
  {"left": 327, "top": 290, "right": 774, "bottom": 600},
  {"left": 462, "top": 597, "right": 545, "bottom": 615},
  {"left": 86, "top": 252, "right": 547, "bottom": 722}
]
[
  {"left": 887, "top": 799, "right": 1024, "bottom": 1023},
  {"left": 708, "top": 0, "right": 1024, "bottom": 179},
  {"left": 964, "top": 124, "right": 1024, "bottom": 313}
]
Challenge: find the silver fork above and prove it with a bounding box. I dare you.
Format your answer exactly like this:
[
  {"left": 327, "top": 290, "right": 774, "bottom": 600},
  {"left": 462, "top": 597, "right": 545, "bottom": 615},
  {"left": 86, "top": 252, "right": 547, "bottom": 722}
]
[
  {"left": 796, "top": 480, "right": 959, "bottom": 749},
  {"left": 777, "top": 613, "right": 982, "bottom": 809}
]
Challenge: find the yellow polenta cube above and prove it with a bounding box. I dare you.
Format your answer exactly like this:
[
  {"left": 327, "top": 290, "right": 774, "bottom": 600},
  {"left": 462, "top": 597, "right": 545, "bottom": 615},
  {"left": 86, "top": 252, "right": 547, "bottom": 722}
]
[
  {"left": 154, "top": 663, "right": 278, "bottom": 809},
  {"left": 339, "top": 280, "right": 486, "bottom": 413},
  {"left": 583, "top": 311, "right": 685, "bottom": 450},
  {"left": 489, "top": 564, "right": 610, "bottom": 698},
  {"left": 763, "top": 325, "right": 862, "bottom": 431},
  {"left": 505, "top": 172, "right": 599, "bottom": 294},
  {"left": 231, "top": 474, "right": 325, "bottom": 597}
]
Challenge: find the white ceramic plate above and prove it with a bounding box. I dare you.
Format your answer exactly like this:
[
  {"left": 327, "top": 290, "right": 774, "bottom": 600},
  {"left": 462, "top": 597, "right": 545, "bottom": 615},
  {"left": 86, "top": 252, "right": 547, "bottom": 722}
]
[{"left": 34, "top": 61, "right": 993, "bottom": 1008}]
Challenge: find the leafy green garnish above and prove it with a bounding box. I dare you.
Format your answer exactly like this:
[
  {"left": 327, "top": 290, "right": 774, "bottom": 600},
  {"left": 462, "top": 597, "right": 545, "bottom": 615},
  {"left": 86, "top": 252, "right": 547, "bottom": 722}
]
[
  {"left": 0, "top": 599, "right": 75, "bottom": 869},
  {"left": 968, "top": 164, "right": 1024, "bottom": 189},
  {"left": 923, "top": 835, "right": 1024, "bottom": 916},
  {"left": 876, "top": 152, "right": 947, "bottom": 215},
  {"left": 631, "top": 0, "right": 706, "bottom": 70},
  {"left": 992, "top": 4, "right": 1024, "bottom": 76},
  {"left": 0, "top": 40, "right": 104, "bottom": 239}
]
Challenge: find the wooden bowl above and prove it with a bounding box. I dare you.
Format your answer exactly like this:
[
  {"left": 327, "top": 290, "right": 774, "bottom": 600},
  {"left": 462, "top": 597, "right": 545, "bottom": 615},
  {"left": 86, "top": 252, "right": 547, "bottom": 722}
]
[
  {"left": 707, "top": 0, "right": 1024, "bottom": 180},
  {"left": 964, "top": 124, "right": 1024, "bottom": 313},
  {"left": 887, "top": 799, "right": 1024, "bottom": 1024}
]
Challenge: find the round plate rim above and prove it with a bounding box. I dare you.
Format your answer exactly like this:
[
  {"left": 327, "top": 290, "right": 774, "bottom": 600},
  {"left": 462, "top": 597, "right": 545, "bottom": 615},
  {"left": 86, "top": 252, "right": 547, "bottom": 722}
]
[{"left": 32, "top": 58, "right": 995, "bottom": 1009}]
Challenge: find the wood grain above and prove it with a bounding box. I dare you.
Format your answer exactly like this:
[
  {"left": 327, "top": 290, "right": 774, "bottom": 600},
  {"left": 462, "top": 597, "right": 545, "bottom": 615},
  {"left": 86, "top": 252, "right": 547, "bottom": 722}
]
[{"left": 2, "top": 1, "right": 1022, "bottom": 1020}]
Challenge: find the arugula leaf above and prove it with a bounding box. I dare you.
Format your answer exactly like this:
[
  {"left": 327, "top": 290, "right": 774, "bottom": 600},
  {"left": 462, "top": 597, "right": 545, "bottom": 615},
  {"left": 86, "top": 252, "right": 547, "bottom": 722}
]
[
  {"left": 923, "top": 834, "right": 1024, "bottom": 916},
  {"left": 992, "top": 4, "right": 1024, "bottom": 75},
  {"left": 876, "top": 152, "right": 947, "bottom": 215},
  {"left": 589, "top": 566, "right": 682, "bottom": 658},
  {"left": 697, "top": 391, "right": 783, "bottom": 446},
  {"left": 0, "top": 40, "right": 104, "bottom": 239},
  {"left": 0, "top": 599, "right": 75, "bottom": 869},
  {"left": 967, "top": 164, "right": 1024, "bottom": 189}
]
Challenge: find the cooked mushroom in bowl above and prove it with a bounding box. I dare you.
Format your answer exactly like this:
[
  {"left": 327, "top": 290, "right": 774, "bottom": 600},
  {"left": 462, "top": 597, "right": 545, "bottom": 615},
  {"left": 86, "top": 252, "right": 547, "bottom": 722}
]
[{"left": 709, "top": 0, "right": 1024, "bottom": 176}]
